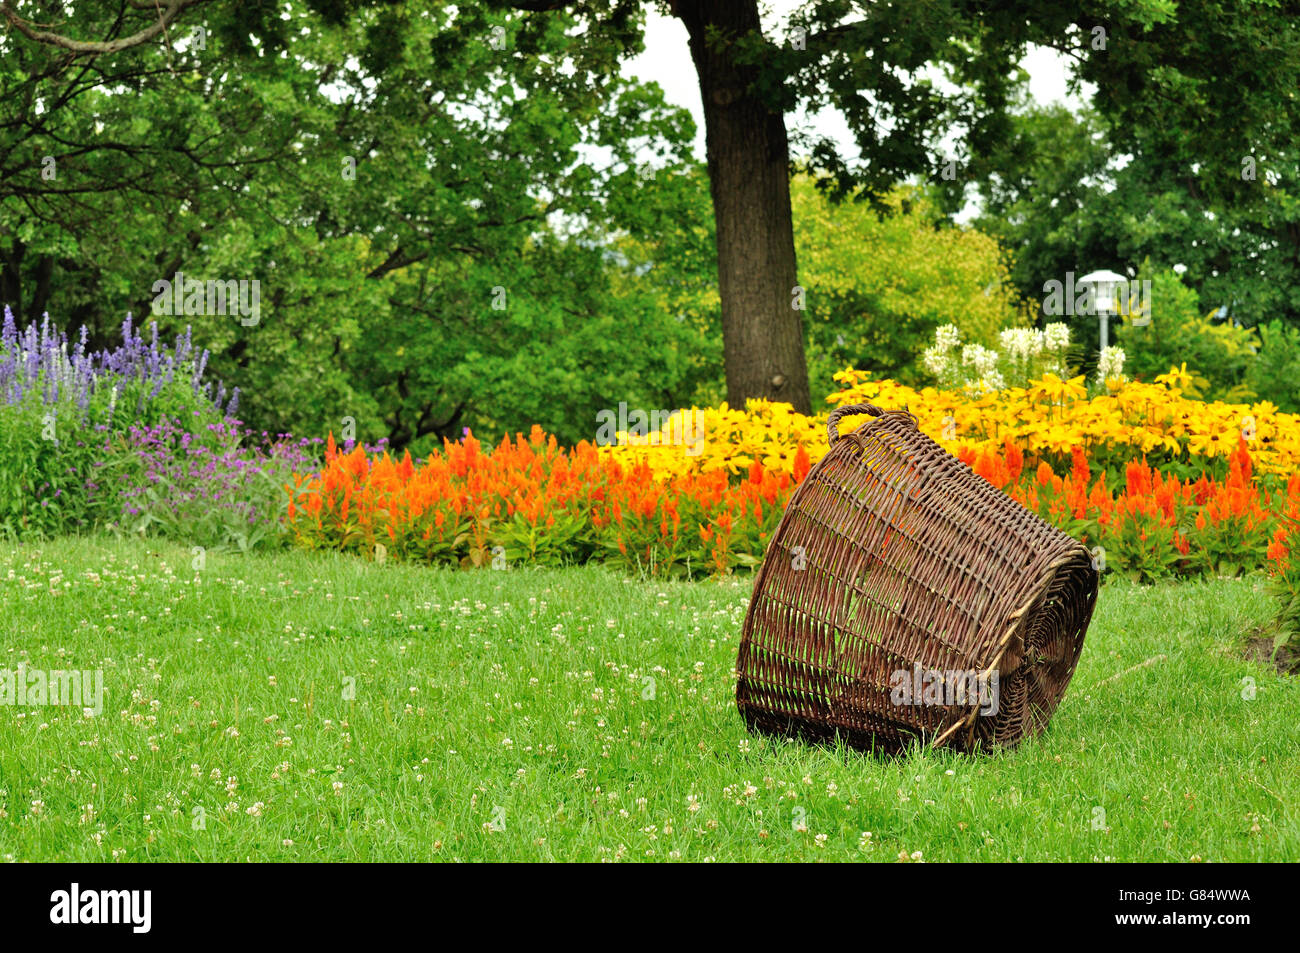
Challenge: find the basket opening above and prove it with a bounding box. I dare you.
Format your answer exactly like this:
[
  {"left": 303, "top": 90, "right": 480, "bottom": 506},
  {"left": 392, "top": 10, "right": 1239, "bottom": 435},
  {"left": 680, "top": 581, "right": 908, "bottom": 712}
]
[{"left": 979, "top": 551, "right": 1098, "bottom": 748}]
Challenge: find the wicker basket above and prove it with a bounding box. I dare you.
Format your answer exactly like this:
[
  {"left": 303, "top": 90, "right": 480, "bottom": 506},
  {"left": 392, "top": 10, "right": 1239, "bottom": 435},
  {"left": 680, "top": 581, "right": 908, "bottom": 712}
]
[{"left": 736, "top": 401, "right": 1099, "bottom": 753}]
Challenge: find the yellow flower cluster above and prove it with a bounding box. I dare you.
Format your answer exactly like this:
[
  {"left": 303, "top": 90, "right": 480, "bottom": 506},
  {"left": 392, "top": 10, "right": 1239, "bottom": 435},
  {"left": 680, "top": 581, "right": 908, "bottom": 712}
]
[
  {"left": 598, "top": 367, "right": 1300, "bottom": 479},
  {"left": 829, "top": 367, "right": 1300, "bottom": 474},
  {"left": 596, "top": 400, "right": 825, "bottom": 479}
]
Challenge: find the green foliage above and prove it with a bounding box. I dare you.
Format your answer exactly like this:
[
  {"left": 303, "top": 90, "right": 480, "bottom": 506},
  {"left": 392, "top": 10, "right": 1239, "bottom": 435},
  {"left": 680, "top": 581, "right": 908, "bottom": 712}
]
[
  {"left": 0, "top": 395, "right": 227, "bottom": 541},
  {"left": 603, "top": 166, "right": 724, "bottom": 409},
  {"left": 1267, "top": 564, "right": 1300, "bottom": 670},
  {"left": 0, "top": 361, "right": 228, "bottom": 542},
  {"left": 793, "top": 180, "right": 1024, "bottom": 398},
  {"left": 969, "top": 101, "right": 1116, "bottom": 332},
  {"left": 99, "top": 421, "right": 313, "bottom": 554},
  {"left": 972, "top": 92, "right": 1300, "bottom": 342},
  {"left": 7, "top": 0, "right": 1300, "bottom": 441},
  {"left": 1116, "top": 267, "right": 1259, "bottom": 401},
  {"left": 0, "top": 401, "right": 104, "bottom": 539},
  {"left": 0, "top": 1, "right": 703, "bottom": 450},
  {"left": 1248, "top": 321, "right": 1300, "bottom": 413}
]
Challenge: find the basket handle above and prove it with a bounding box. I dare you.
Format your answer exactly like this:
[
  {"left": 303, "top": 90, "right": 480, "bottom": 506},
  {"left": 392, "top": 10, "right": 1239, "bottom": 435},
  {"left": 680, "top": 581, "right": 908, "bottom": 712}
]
[{"left": 827, "top": 402, "right": 885, "bottom": 445}]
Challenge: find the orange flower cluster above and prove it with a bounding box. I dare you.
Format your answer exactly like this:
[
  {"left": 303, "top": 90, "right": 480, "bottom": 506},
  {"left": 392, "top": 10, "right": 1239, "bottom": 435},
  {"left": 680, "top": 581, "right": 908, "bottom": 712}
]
[
  {"left": 286, "top": 428, "right": 804, "bottom": 577},
  {"left": 285, "top": 425, "right": 1297, "bottom": 581},
  {"left": 959, "top": 437, "right": 1300, "bottom": 580}
]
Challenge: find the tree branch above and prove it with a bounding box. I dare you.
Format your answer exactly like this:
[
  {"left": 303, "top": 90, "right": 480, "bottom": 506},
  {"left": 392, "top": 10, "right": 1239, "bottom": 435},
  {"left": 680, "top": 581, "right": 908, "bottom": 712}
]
[
  {"left": 0, "top": 0, "right": 206, "bottom": 55},
  {"left": 504, "top": 1, "right": 577, "bottom": 11}
]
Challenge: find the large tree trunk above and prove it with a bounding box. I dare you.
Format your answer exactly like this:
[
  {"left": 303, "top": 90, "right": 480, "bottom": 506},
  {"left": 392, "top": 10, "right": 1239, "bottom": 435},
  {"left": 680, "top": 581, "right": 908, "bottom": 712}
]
[{"left": 676, "top": 0, "right": 812, "bottom": 414}]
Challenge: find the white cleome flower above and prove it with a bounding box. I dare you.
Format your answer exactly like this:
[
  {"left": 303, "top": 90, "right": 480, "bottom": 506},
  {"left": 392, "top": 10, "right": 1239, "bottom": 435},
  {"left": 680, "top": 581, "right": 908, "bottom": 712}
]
[
  {"left": 961, "top": 344, "right": 1000, "bottom": 378},
  {"left": 998, "top": 327, "right": 1040, "bottom": 362},
  {"left": 963, "top": 370, "right": 1004, "bottom": 396},
  {"left": 922, "top": 346, "right": 949, "bottom": 377},
  {"left": 934, "top": 324, "right": 961, "bottom": 352},
  {"left": 1097, "top": 346, "right": 1126, "bottom": 385},
  {"left": 1044, "top": 322, "right": 1071, "bottom": 352}
]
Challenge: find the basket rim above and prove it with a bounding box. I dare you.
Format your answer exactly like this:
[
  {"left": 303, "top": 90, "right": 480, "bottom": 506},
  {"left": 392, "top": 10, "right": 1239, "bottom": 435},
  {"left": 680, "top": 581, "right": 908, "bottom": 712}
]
[{"left": 929, "top": 546, "right": 1096, "bottom": 748}]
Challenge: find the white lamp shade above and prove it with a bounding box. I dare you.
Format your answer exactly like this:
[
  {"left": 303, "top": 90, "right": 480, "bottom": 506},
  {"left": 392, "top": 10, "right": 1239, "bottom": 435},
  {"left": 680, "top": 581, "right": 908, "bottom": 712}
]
[{"left": 1077, "top": 269, "right": 1128, "bottom": 314}]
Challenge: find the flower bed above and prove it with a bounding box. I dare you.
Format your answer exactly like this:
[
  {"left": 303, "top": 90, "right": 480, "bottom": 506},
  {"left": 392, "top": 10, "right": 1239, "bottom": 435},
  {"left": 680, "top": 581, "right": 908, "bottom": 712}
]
[
  {"left": 964, "top": 436, "right": 1298, "bottom": 582},
  {"left": 287, "top": 420, "right": 1295, "bottom": 585},
  {"left": 286, "top": 429, "right": 803, "bottom": 577},
  {"left": 103, "top": 416, "right": 317, "bottom": 551},
  {"left": 600, "top": 371, "right": 1300, "bottom": 483},
  {"left": 0, "top": 308, "right": 310, "bottom": 548}
]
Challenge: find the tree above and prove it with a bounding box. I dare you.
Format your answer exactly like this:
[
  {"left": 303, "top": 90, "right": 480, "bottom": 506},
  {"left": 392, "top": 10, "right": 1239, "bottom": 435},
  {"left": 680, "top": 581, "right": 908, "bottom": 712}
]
[
  {"left": 972, "top": 100, "right": 1300, "bottom": 336},
  {"left": 12, "top": 0, "right": 1300, "bottom": 423},
  {"left": 674, "top": 0, "right": 809, "bottom": 414},
  {"left": 1, "top": 0, "right": 705, "bottom": 448},
  {"left": 501, "top": 0, "right": 1300, "bottom": 414}
]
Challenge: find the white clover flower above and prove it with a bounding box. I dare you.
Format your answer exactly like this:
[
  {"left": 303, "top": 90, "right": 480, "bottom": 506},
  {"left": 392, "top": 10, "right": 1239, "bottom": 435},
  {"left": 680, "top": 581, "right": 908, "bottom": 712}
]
[{"left": 1044, "top": 322, "right": 1070, "bottom": 351}]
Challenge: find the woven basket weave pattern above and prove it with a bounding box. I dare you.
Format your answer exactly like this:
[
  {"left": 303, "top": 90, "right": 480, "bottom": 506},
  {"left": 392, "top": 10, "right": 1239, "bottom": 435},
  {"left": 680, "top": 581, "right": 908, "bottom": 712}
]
[{"left": 736, "top": 403, "right": 1099, "bottom": 753}]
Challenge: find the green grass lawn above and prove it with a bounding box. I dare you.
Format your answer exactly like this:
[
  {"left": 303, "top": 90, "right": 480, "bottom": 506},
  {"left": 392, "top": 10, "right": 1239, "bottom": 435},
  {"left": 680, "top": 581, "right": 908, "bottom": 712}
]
[{"left": 1, "top": 537, "right": 1296, "bottom": 862}]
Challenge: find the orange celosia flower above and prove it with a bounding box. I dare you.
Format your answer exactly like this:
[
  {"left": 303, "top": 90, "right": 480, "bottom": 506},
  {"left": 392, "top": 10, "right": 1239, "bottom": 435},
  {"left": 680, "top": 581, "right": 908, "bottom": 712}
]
[
  {"left": 792, "top": 445, "right": 811, "bottom": 484},
  {"left": 1071, "top": 446, "right": 1090, "bottom": 487},
  {"left": 1267, "top": 527, "right": 1289, "bottom": 562}
]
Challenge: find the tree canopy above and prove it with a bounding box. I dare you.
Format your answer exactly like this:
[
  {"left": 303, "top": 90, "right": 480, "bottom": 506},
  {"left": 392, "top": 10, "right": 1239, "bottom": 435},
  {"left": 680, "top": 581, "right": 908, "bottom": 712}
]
[{"left": 5, "top": 0, "right": 1300, "bottom": 442}]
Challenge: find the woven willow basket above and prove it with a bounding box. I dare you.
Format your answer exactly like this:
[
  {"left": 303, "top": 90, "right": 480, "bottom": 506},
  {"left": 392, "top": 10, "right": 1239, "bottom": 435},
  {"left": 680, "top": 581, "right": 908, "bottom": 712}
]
[{"left": 736, "top": 402, "right": 1099, "bottom": 753}]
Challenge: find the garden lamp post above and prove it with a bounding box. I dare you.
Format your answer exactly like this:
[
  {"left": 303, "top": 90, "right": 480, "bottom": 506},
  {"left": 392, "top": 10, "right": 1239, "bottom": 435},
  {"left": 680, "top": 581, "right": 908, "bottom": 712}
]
[{"left": 1077, "top": 269, "right": 1127, "bottom": 352}]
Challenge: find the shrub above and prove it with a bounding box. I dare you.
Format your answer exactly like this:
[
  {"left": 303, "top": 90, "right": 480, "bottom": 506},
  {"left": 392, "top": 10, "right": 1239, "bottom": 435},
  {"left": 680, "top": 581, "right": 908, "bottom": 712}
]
[
  {"left": 0, "top": 308, "right": 236, "bottom": 538},
  {"left": 1248, "top": 319, "right": 1300, "bottom": 413},
  {"left": 793, "top": 181, "right": 1025, "bottom": 399},
  {"left": 1114, "top": 268, "right": 1259, "bottom": 401},
  {"left": 101, "top": 417, "right": 318, "bottom": 552}
]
